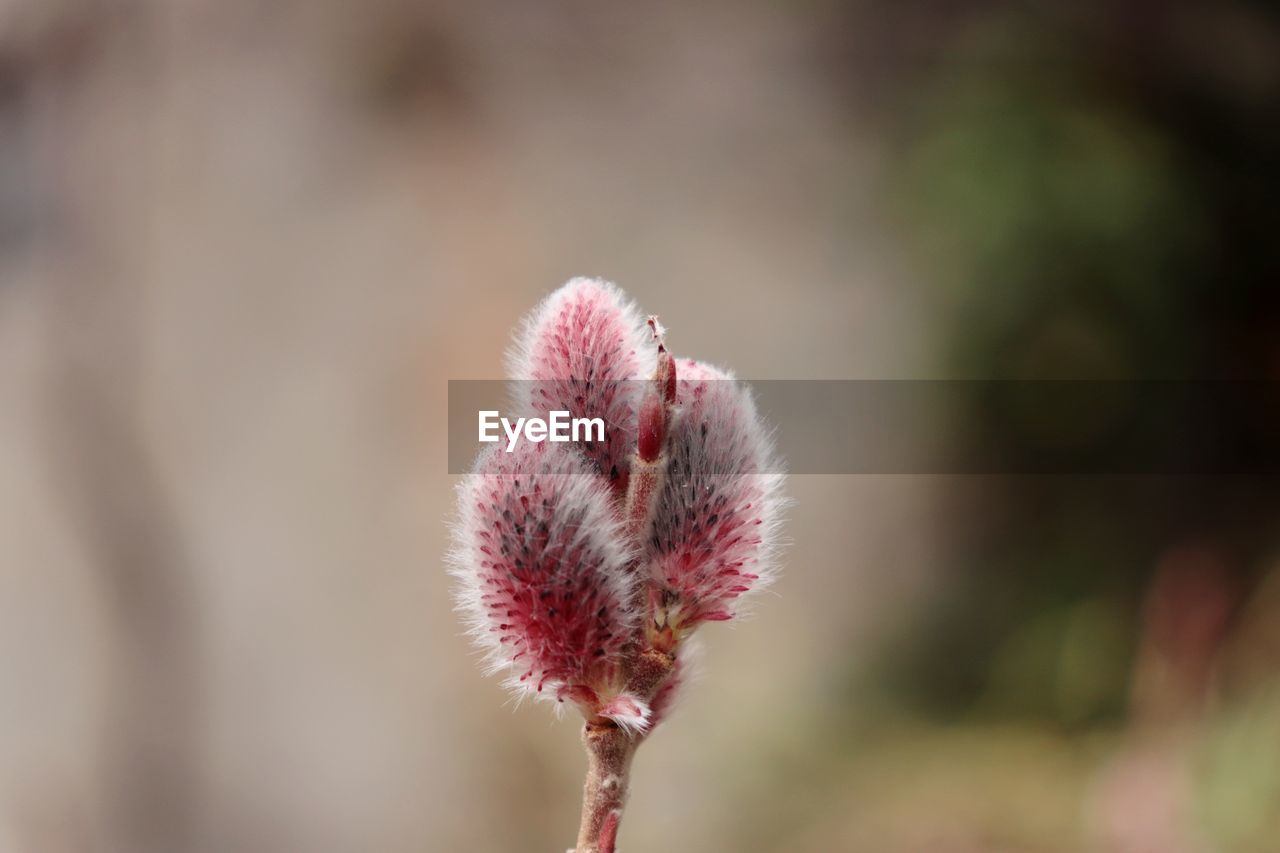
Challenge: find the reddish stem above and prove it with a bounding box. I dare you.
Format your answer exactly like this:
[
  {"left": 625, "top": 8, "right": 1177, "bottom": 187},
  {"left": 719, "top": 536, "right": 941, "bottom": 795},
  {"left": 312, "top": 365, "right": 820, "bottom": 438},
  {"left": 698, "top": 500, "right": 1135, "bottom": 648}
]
[
  {"left": 573, "top": 649, "right": 674, "bottom": 851},
  {"left": 574, "top": 722, "right": 634, "bottom": 853}
]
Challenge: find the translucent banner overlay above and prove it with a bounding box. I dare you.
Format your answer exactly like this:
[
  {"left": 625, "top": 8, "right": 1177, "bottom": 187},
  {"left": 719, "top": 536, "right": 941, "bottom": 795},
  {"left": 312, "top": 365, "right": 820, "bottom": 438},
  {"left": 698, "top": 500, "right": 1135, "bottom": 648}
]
[{"left": 448, "top": 380, "right": 1280, "bottom": 475}]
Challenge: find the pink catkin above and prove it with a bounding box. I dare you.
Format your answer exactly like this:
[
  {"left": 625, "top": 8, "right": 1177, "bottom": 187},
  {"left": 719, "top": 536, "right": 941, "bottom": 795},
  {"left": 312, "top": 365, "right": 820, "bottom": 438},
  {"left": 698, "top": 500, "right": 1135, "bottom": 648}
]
[
  {"left": 453, "top": 278, "right": 787, "bottom": 852},
  {"left": 507, "top": 277, "right": 655, "bottom": 492},
  {"left": 644, "top": 360, "right": 784, "bottom": 629},
  {"left": 450, "top": 440, "right": 636, "bottom": 705}
]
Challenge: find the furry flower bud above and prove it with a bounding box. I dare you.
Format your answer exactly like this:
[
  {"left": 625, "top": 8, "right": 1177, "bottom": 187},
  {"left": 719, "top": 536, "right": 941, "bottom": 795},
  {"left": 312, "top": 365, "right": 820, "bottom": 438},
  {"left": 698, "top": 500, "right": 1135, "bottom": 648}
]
[
  {"left": 644, "top": 360, "right": 784, "bottom": 634},
  {"left": 450, "top": 440, "right": 637, "bottom": 705},
  {"left": 507, "top": 277, "right": 655, "bottom": 491}
]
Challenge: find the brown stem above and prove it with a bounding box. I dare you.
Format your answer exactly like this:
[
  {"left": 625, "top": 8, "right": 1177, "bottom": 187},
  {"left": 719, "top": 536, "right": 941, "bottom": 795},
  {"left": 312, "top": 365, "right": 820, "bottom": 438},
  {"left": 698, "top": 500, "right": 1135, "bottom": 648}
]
[
  {"left": 574, "top": 722, "right": 636, "bottom": 853},
  {"left": 574, "top": 648, "right": 674, "bottom": 852}
]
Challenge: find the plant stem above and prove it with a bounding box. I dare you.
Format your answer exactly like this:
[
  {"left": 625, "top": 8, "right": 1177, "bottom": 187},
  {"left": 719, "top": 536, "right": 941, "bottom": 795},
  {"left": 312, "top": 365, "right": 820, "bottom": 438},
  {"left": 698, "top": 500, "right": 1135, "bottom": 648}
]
[
  {"left": 574, "top": 721, "right": 635, "bottom": 853},
  {"left": 574, "top": 647, "right": 675, "bottom": 852}
]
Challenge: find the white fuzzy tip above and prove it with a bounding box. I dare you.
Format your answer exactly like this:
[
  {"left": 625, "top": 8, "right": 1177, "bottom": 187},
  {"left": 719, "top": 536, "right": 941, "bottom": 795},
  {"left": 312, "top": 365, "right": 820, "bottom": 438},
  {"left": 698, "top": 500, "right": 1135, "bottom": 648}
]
[{"left": 599, "top": 693, "right": 653, "bottom": 735}]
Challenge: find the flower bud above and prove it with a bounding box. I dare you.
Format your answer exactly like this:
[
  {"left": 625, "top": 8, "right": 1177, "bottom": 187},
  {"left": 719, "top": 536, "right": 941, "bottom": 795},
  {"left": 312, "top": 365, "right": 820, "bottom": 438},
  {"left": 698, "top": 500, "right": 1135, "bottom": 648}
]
[
  {"left": 450, "top": 440, "right": 637, "bottom": 705},
  {"left": 636, "top": 387, "right": 665, "bottom": 463},
  {"left": 642, "top": 360, "right": 784, "bottom": 633},
  {"left": 508, "top": 278, "right": 654, "bottom": 491},
  {"left": 598, "top": 693, "right": 653, "bottom": 735}
]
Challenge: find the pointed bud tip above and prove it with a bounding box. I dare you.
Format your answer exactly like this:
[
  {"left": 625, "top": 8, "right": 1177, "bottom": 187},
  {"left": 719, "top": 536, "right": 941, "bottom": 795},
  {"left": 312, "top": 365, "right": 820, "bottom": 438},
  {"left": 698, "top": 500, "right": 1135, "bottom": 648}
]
[
  {"left": 647, "top": 315, "right": 666, "bottom": 343},
  {"left": 657, "top": 347, "right": 677, "bottom": 405}
]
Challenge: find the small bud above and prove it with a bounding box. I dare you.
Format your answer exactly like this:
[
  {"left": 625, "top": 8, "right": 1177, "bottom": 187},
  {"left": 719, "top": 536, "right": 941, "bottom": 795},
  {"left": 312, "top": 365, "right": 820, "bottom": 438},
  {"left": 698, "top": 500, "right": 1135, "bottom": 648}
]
[
  {"left": 648, "top": 315, "right": 677, "bottom": 407},
  {"left": 660, "top": 347, "right": 677, "bottom": 406},
  {"left": 636, "top": 387, "right": 665, "bottom": 463},
  {"left": 598, "top": 693, "right": 653, "bottom": 735},
  {"left": 626, "top": 330, "right": 678, "bottom": 536}
]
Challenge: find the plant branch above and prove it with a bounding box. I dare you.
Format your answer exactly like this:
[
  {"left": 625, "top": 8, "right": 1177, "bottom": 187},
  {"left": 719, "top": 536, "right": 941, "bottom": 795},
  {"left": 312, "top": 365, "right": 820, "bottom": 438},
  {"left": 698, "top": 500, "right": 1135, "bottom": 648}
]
[
  {"left": 575, "top": 721, "right": 635, "bottom": 853},
  {"left": 574, "top": 648, "right": 674, "bottom": 852}
]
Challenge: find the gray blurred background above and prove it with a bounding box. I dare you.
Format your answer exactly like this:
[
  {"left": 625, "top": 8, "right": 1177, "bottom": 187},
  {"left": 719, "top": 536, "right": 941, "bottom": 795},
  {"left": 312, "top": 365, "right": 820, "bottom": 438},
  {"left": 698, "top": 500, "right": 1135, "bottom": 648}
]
[{"left": 2, "top": 1, "right": 1279, "bottom": 851}]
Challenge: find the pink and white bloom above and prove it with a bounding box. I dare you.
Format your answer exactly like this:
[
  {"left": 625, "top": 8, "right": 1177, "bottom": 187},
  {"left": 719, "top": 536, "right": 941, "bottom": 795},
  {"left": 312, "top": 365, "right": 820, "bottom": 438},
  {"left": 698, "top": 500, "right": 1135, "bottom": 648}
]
[
  {"left": 644, "top": 359, "right": 785, "bottom": 640},
  {"left": 507, "top": 277, "right": 655, "bottom": 493},
  {"left": 451, "top": 440, "right": 636, "bottom": 709}
]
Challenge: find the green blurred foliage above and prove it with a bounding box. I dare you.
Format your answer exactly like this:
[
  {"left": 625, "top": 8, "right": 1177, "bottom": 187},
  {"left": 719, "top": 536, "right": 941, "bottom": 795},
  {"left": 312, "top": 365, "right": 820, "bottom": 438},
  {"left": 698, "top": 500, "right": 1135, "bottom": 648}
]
[
  {"left": 898, "top": 30, "right": 1202, "bottom": 379},
  {"left": 1197, "top": 683, "right": 1280, "bottom": 848}
]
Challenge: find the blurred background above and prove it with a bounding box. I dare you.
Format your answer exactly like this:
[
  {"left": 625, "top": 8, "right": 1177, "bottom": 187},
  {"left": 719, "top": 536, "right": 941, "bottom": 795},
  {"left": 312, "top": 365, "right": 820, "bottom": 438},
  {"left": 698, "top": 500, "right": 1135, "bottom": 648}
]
[{"left": 2, "top": 0, "right": 1279, "bottom": 850}]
